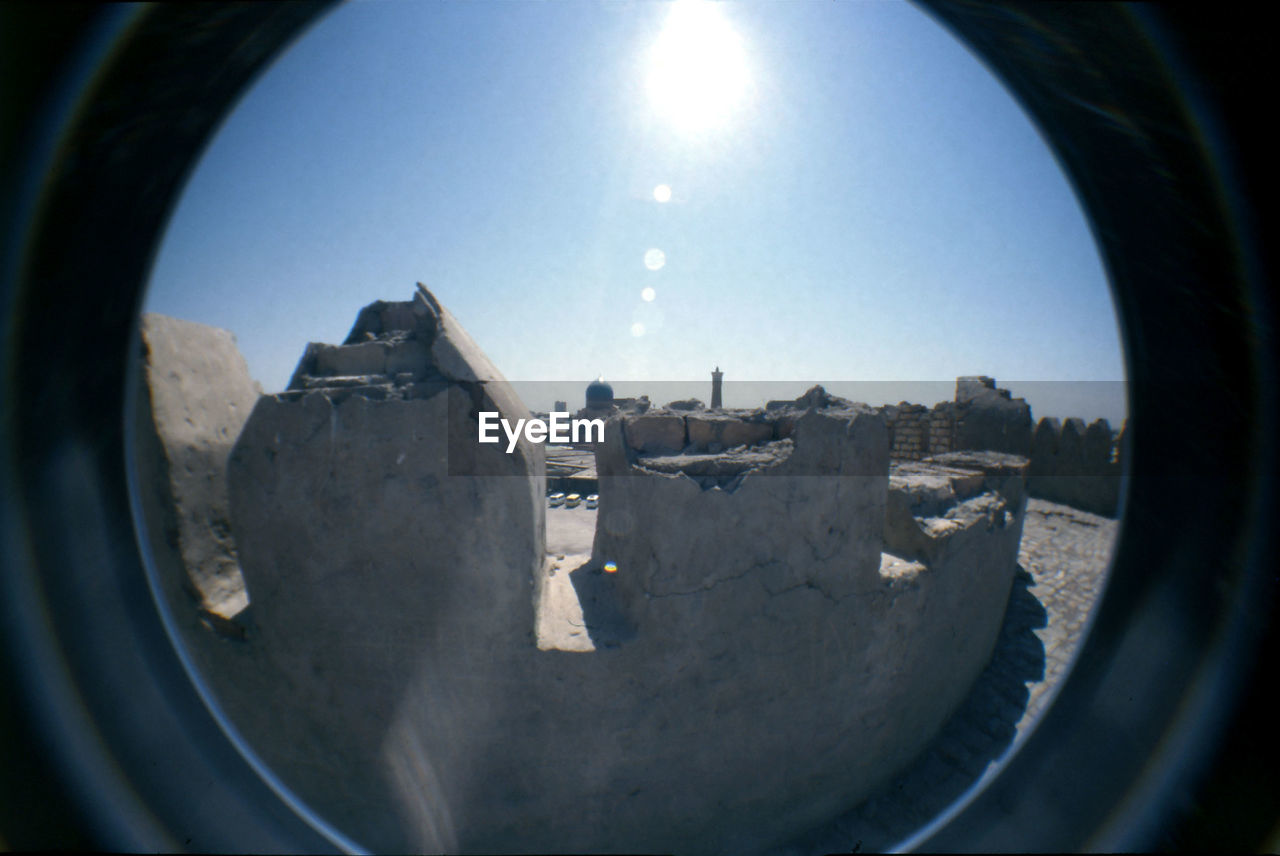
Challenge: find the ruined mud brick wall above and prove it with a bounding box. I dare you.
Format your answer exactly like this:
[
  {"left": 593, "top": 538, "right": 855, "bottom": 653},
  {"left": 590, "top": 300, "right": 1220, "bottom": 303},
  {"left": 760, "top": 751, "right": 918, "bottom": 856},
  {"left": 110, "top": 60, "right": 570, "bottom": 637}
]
[
  {"left": 886, "top": 451, "right": 1028, "bottom": 575},
  {"left": 142, "top": 301, "right": 1029, "bottom": 855},
  {"left": 878, "top": 401, "right": 958, "bottom": 460},
  {"left": 133, "top": 314, "right": 258, "bottom": 632},
  {"left": 1027, "top": 416, "right": 1124, "bottom": 516},
  {"left": 880, "top": 402, "right": 930, "bottom": 459},
  {"left": 880, "top": 378, "right": 1030, "bottom": 463},
  {"left": 877, "top": 376, "right": 1122, "bottom": 517},
  {"left": 952, "top": 375, "right": 1033, "bottom": 456},
  {"left": 223, "top": 285, "right": 546, "bottom": 851},
  {"left": 594, "top": 407, "right": 887, "bottom": 605},
  {"left": 928, "top": 401, "right": 956, "bottom": 454},
  {"left": 554, "top": 399, "right": 1026, "bottom": 853}
]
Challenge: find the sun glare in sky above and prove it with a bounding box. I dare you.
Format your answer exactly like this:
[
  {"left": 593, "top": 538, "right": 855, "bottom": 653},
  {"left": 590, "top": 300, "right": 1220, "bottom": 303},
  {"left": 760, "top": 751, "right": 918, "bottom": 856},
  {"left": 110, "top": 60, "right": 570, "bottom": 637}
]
[
  {"left": 645, "top": 1, "right": 751, "bottom": 134},
  {"left": 143, "top": 1, "right": 1126, "bottom": 423}
]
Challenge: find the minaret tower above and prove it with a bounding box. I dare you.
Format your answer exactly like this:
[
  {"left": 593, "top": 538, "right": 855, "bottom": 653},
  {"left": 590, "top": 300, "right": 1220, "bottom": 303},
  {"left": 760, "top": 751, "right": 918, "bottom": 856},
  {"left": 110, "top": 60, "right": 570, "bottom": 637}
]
[{"left": 711, "top": 366, "right": 724, "bottom": 410}]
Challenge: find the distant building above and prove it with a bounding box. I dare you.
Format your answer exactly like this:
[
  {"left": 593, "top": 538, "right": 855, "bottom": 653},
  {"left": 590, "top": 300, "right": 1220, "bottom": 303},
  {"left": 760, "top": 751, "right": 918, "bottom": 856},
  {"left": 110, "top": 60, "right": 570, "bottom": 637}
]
[
  {"left": 570, "top": 378, "right": 617, "bottom": 451},
  {"left": 586, "top": 378, "right": 614, "bottom": 411},
  {"left": 614, "top": 396, "right": 650, "bottom": 415},
  {"left": 711, "top": 366, "right": 724, "bottom": 410},
  {"left": 554, "top": 399, "right": 568, "bottom": 413}
]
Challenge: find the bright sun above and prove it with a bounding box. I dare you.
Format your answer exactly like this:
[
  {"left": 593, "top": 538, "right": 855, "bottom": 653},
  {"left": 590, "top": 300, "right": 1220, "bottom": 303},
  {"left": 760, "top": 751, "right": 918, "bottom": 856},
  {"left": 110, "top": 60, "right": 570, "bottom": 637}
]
[{"left": 645, "top": 1, "right": 750, "bottom": 134}]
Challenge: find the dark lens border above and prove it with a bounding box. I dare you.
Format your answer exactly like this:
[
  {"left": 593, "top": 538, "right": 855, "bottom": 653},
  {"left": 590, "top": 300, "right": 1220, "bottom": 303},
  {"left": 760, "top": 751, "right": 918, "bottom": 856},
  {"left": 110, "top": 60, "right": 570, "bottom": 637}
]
[{"left": 1, "top": 3, "right": 1273, "bottom": 851}]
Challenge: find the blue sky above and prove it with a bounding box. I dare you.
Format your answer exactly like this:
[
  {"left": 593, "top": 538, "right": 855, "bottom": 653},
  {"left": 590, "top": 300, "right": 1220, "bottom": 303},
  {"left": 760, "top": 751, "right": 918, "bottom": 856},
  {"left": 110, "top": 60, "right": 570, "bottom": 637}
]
[{"left": 144, "top": 0, "right": 1127, "bottom": 424}]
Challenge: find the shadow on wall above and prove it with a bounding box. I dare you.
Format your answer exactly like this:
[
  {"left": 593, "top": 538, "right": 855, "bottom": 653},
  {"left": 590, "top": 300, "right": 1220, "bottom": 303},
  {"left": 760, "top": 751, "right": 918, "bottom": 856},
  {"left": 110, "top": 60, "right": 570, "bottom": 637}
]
[
  {"left": 569, "top": 563, "right": 637, "bottom": 648},
  {"left": 769, "top": 566, "right": 1048, "bottom": 855}
]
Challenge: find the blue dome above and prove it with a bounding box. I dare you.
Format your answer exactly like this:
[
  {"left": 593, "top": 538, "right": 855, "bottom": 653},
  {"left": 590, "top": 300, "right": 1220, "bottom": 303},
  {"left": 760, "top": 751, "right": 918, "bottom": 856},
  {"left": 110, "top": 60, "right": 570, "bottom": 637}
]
[{"left": 586, "top": 378, "right": 614, "bottom": 407}]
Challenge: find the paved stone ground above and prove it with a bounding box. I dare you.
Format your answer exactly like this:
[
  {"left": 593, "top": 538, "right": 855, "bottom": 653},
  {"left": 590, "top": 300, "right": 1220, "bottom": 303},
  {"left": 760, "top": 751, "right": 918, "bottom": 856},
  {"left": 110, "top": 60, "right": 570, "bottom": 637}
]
[
  {"left": 767, "top": 498, "right": 1119, "bottom": 855},
  {"left": 546, "top": 504, "right": 597, "bottom": 556}
]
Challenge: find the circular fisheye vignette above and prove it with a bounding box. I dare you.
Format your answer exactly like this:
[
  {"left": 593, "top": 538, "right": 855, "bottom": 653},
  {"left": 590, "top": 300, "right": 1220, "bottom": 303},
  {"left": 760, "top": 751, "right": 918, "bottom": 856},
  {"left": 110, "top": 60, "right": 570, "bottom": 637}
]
[
  {"left": 0, "top": 4, "right": 371, "bottom": 853},
  {"left": 92, "top": 3, "right": 1269, "bottom": 849},
  {"left": 139, "top": 4, "right": 1122, "bottom": 853},
  {"left": 900, "top": 5, "right": 1271, "bottom": 852},
  {"left": 111, "top": 6, "right": 372, "bottom": 854}
]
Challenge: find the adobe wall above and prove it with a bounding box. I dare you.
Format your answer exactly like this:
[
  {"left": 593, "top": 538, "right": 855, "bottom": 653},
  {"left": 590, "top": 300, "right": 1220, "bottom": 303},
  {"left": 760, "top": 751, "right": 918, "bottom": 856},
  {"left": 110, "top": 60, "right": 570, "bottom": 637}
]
[
  {"left": 143, "top": 297, "right": 1028, "bottom": 853},
  {"left": 1027, "top": 416, "right": 1124, "bottom": 516},
  {"left": 879, "top": 401, "right": 961, "bottom": 460},
  {"left": 879, "top": 377, "right": 1123, "bottom": 517},
  {"left": 544, "top": 402, "right": 1025, "bottom": 852},
  {"left": 954, "top": 375, "right": 1034, "bottom": 455},
  {"left": 134, "top": 313, "right": 257, "bottom": 628},
  {"left": 879, "top": 376, "right": 1032, "bottom": 461},
  {"left": 886, "top": 450, "right": 1027, "bottom": 576},
  {"left": 222, "top": 285, "right": 546, "bottom": 851}
]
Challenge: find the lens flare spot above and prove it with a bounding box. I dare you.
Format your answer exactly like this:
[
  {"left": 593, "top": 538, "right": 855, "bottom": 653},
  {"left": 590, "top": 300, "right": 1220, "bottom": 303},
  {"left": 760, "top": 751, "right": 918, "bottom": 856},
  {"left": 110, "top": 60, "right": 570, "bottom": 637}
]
[
  {"left": 644, "top": 248, "right": 666, "bottom": 271},
  {"left": 604, "top": 561, "right": 618, "bottom": 574},
  {"left": 641, "top": 286, "right": 656, "bottom": 302},
  {"left": 630, "top": 322, "right": 646, "bottom": 337},
  {"left": 653, "top": 184, "right": 672, "bottom": 203}
]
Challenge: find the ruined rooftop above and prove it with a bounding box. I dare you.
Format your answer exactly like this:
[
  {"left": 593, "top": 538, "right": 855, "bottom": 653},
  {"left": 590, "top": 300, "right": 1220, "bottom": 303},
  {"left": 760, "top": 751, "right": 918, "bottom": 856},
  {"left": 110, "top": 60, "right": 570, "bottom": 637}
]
[{"left": 281, "top": 281, "right": 511, "bottom": 405}]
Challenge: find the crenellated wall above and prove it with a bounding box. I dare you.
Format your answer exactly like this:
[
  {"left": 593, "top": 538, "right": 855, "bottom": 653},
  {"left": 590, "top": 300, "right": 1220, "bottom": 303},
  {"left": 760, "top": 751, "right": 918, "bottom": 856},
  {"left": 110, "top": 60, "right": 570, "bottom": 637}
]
[
  {"left": 140, "top": 302, "right": 1034, "bottom": 854},
  {"left": 879, "top": 377, "right": 1123, "bottom": 517},
  {"left": 559, "top": 404, "right": 1026, "bottom": 852},
  {"left": 1027, "top": 416, "right": 1124, "bottom": 516},
  {"left": 135, "top": 314, "right": 258, "bottom": 631}
]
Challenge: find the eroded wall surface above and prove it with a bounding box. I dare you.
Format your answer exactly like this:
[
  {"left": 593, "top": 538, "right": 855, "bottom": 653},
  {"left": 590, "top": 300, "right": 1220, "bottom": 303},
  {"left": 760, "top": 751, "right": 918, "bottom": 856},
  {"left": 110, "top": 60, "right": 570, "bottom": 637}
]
[
  {"left": 879, "top": 376, "right": 1033, "bottom": 461},
  {"left": 528, "top": 405, "right": 1028, "bottom": 853},
  {"left": 225, "top": 285, "right": 545, "bottom": 851},
  {"left": 1027, "top": 416, "right": 1124, "bottom": 516},
  {"left": 135, "top": 313, "right": 258, "bottom": 625},
  {"left": 878, "top": 377, "right": 1123, "bottom": 518},
  {"left": 143, "top": 300, "right": 1029, "bottom": 853}
]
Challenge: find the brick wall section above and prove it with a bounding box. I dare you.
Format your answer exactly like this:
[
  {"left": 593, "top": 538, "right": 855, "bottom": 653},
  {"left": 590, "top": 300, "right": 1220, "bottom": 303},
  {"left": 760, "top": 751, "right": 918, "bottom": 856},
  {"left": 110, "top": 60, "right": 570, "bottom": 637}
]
[
  {"left": 879, "top": 403, "right": 953, "bottom": 461},
  {"left": 928, "top": 402, "right": 955, "bottom": 455},
  {"left": 876, "top": 377, "right": 1125, "bottom": 518},
  {"left": 880, "top": 403, "right": 931, "bottom": 460},
  {"left": 625, "top": 378, "right": 1124, "bottom": 518}
]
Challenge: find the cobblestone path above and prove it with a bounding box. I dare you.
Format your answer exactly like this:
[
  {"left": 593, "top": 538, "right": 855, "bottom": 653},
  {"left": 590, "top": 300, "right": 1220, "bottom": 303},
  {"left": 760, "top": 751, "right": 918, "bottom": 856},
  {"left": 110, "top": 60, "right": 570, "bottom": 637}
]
[{"left": 770, "top": 498, "right": 1119, "bottom": 854}]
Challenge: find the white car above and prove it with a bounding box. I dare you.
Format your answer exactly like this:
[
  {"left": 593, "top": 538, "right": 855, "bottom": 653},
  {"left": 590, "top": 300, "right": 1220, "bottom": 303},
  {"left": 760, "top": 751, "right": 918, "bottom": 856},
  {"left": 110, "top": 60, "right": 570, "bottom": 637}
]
[
  {"left": 585, "top": 494, "right": 599, "bottom": 509},
  {"left": 548, "top": 492, "right": 565, "bottom": 507},
  {"left": 565, "top": 493, "right": 581, "bottom": 508}
]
